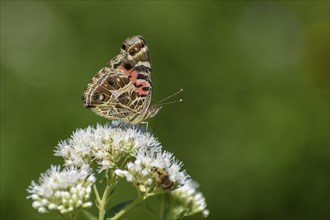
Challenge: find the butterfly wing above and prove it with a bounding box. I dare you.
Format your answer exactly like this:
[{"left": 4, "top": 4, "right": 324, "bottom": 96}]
[
  {"left": 82, "top": 67, "right": 140, "bottom": 121},
  {"left": 108, "top": 36, "right": 154, "bottom": 123},
  {"left": 83, "top": 36, "right": 160, "bottom": 124}
]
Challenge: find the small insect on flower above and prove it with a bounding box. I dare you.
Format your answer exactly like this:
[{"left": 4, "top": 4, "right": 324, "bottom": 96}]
[
  {"left": 151, "top": 166, "right": 174, "bottom": 190},
  {"left": 115, "top": 148, "right": 190, "bottom": 195}
]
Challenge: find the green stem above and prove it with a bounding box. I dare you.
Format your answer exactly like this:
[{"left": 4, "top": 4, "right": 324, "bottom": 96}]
[
  {"left": 111, "top": 196, "right": 145, "bottom": 220},
  {"left": 160, "top": 195, "right": 166, "bottom": 220},
  {"left": 98, "top": 185, "right": 113, "bottom": 220},
  {"left": 62, "top": 211, "right": 77, "bottom": 220},
  {"left": 61, "top": 213, "right": 69, "bottom": 220},
  {"left": 71, "top": 211, "right": 79, "bottom": 220},
  {"left": 93, "top": 185, "right": 101, "bottom": 205},
  {"left": 164, "top": 197, "right": 177, "bottom": 220},
  {"left": 98, "top": 172, "right": 118, "bottom": 220}
]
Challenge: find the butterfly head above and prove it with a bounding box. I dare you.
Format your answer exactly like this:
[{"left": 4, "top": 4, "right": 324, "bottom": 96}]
[
  {"left": 121, "top": 36, "right": 150, "bottom": 63},
  {"left": 144, "top": 105, "right": 163, "bottom": 120}
]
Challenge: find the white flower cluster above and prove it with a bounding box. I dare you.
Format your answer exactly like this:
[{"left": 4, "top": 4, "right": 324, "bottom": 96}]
[
  {"left": 29, "top": 123, "right": 209, "bottom": 218},
  {"left": 115, "top": 149, "right": 189, "bottom": 194},
  {"left": 170, "top": 181, "right": 209, "bottom": 218},
  {"left": 54, "top": 124, "right": 161, "bottom": 172},
  {"left": 27, "top": 165, "right": 95, "bottom": 214}
]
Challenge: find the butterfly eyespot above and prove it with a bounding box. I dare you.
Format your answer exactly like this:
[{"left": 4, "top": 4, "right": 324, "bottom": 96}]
[
  {"left": 94, "top": 92, "right": 105, "bottom": 102},
  {"left": 129, "top": 50, "right": 136, "bottom": 55},
  {"left": 108, "top": 78, "right": 116, "bottom": 86},
  {"left": 122, "top": 44, "right": 127, "bottom": 50}
]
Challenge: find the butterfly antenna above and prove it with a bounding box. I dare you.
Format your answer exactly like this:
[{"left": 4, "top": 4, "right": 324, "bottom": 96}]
[
  {"left": 155, "top": 89, "right": 183, "bottom": 105},
  {"left": 155, "top": 99, "right": 183, "bottom": 106}
]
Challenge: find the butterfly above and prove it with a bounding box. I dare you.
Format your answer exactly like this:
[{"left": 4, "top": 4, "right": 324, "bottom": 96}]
[{"left": 82, "top": 36, "right": 163, "bottom": 125}]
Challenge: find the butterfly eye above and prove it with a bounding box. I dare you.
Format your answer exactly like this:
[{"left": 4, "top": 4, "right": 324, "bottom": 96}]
[
  {"left": 122, "top": 44, "right": 127, "bottom": 50},
  {"left": 108, "top": 78, "right": 116, "bottom": 86},
  {"left": 94, "top": 92, "right": 105, "bottom": 102}
]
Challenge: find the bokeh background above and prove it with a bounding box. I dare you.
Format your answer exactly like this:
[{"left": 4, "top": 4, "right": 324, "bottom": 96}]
[{"left": 1, "top": 1, "right": 329, "bottom": 220}]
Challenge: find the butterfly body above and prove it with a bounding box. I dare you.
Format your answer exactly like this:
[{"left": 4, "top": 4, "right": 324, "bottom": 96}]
[{"left": 82, "top": 36, "right": 162, "bottom": 124}]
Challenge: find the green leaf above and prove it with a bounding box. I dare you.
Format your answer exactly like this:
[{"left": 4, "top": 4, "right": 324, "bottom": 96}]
[
  {"left": 105, "top": 200, "right": 133, "bottom": 219},
  {"left": 81, "top": 210, "right": 98, "bottom": 220}
]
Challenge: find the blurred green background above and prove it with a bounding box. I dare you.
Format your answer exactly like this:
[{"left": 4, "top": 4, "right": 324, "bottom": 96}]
[{"left": 1, "top": 1, "right": 329, "bottom": 220}]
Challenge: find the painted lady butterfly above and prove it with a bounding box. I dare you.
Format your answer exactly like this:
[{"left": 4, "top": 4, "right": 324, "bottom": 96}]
[{"left": 82, "top": 36, "right": 162, "bottom": 124}]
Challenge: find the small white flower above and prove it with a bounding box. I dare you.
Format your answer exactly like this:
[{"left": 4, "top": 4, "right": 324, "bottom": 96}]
[
  {"left": 54, "top": 123, "right": 161, "bottom": 172},
  {"left": 115, "top": 148, "right": 190, "bottom": 194},
  {"left": 27, "top": 165, "right": 95, "bottom": 214},
  {"left": 32, "top": 201, "right": 41, "bottom": 209},
  {"left": 170, "top": 180, "right": 209, "bottom": 218},
  {"left": 38, "top": 207, "right": 47, "bottom": 213},
  {"left": 48, "top": 203, "right": 56, "bottom": 210},
  {"left": 54, "top": 191, "right": 61, "bottom": 198},
  {"left": 31, "top": 194, "right": 39, "bottom": 200},
  {"left": 82, "top": 201, "right": 93, "bottom": 208}
]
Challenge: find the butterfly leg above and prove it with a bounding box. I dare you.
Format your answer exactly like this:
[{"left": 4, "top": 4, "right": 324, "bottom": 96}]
[
  {"left": 112, "top": 120, "right": 124, "bottom": 128},
  {"left": 140, "top": 121, "right": 149, "bottom": 131}
]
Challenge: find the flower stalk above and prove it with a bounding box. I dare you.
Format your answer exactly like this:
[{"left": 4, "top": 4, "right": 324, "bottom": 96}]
[
  {"left": 111, "top": 195, "right": 146, "bottom": 220},
  {"left": 98, "top": 185, "right": 112, "bottom": 220}
]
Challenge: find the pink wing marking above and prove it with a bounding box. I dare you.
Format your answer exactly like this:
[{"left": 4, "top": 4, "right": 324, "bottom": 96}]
[
  {"left": 137, "top": 81, "right": 148, "bottom": 96},
  {"left": 116, "top": 66, "right": 148, "bottom": 96}
]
